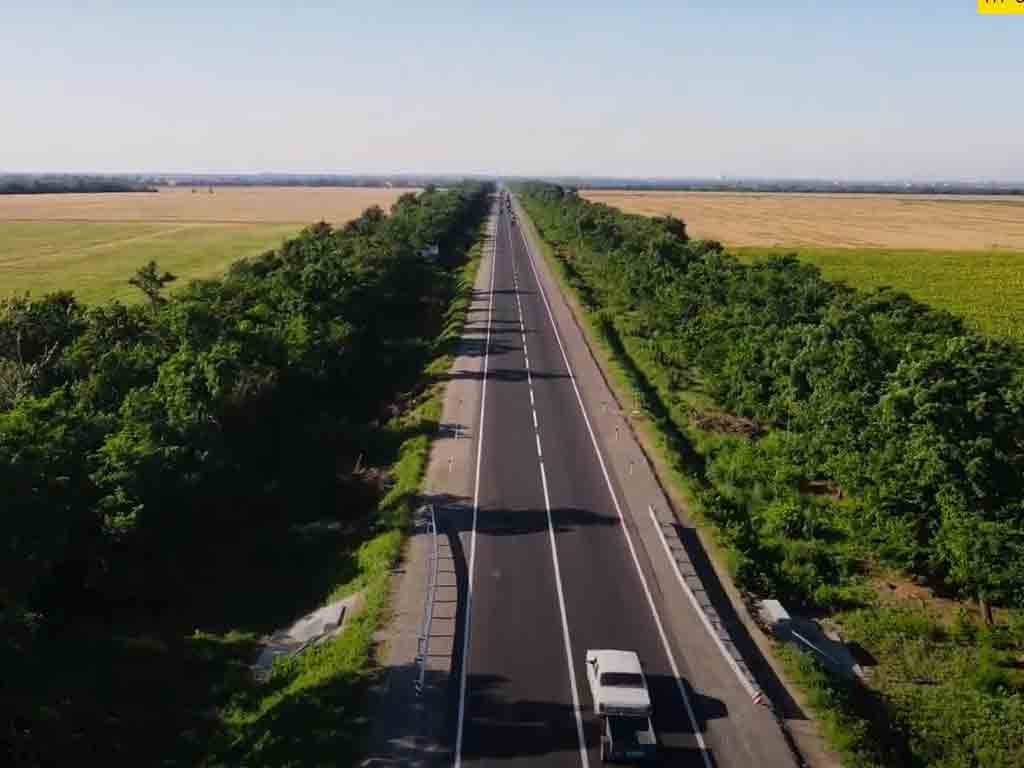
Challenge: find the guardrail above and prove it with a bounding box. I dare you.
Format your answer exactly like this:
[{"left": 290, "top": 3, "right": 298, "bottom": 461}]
[
  {"left": 649, "top": 505, "right": 768, "bottom": 707},
  {"left": 414, "top": 504, "right": 439, "bottom": 696}
]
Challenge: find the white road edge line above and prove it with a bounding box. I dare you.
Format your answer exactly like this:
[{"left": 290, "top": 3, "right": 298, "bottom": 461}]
[
  {"left": 515, "top": 203, "right": 713, "bottom": 768},
  {"left": 649, "top": 506, "right": 763, "bottom": 703},
  {"left": 453, "top": 204, "right": 499, "bottom": 768},
  {"left": 539, "top": 460, "right": 591, "bottom": 768}
]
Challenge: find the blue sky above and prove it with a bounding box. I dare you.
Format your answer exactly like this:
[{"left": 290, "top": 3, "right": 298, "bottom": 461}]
[{"left": 2, "top": 1, "right": 1021, "bottom": 180}]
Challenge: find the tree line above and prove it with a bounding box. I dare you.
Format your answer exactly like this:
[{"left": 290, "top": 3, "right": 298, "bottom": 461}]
[
  {"left": 0, "top": 175, "right": 156, "bottom": 194},
  {"left": 517, "top": 182, "right": 1024, "bottom": 617},
  {"left": 1, "top": 183, "right": 491, "bottom": 761}
]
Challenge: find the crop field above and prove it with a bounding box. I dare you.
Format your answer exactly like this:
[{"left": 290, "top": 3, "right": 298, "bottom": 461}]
[
  {"left": 586, "top": 190, "right": 1024, "bottom": 340},
  {"left": 736, "top": 246, "right": 1024, "bottom": 340},
  {"left": 582, "top": 190, "right": 1024, "bottom": 249},
  {"left": 0, "top": 185, "right": 415, "bottom": 224},
  {"left": 0, "top": 186, "right": 414, "bottom": 303}
]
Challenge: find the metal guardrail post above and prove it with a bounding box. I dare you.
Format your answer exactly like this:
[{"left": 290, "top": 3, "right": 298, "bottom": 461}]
[{"left": 415, "top": 504, "right": 438, "bottom": 696}]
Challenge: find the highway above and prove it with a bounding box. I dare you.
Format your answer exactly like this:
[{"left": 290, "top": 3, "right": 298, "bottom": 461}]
[{"left": 451, "top": 197, "right": 797, "bottom": 767}]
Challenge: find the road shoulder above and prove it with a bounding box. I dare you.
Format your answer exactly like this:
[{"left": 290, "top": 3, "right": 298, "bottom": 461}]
[{"left": 360, "top": 206, "right": 497, "bottom": 768}]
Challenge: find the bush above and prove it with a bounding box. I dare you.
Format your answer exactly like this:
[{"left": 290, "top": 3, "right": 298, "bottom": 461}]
[
  {"left": 761, "top": 498, "right": 806, "bottom": 538},
  {"left": 950, "top": 607, "right": 978, "bottom": 644},
  {"left": 972, "top": 645, "right": 1014, "bottom": 695}
]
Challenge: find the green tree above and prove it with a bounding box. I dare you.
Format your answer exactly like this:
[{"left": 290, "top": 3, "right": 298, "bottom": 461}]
[
  {"left": 935, "top": 494, "right": 1024, "bottom": 624},
  {"left": 129, "top": 261, "right": 177, "bottom": 306}
]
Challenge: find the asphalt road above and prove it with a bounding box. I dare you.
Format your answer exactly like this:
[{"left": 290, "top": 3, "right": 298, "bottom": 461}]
[{"left": 453, "top": 200, "right": 796, "bottom": 767}]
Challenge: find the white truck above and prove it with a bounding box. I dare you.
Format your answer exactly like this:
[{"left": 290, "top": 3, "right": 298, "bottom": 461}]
[{"left": 585, "top": 649, "right": 657, "bottom": 763}]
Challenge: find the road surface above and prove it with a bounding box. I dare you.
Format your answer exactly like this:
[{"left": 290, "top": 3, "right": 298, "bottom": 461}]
[{"left": 451, "top": 197, "right": 797, "bottom": 767}]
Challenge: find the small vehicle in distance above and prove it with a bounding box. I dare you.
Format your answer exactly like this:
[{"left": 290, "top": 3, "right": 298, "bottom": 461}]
[{"left": 586, "top": 649, "right": 657, "bottom": 763}]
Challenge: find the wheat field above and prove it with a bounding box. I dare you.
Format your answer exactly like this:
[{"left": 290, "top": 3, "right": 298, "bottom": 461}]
[
  {"left": 0, "top": 186, "right": 414, "bottom": 302},
  {"left": 0, "top": 185, "right": 416, "bottom": 224},
  {"left": 582, "top": 190, "right": 1024, "bottom": 250}
]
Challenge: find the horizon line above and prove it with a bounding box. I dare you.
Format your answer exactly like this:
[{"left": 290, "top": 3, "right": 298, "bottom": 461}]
[{"left": 3, "top": 170, "right": 1024, "bottom": 186}]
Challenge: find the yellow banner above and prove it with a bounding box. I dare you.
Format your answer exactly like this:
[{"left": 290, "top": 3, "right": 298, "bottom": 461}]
[{"left": 978, "top": 0, "right": 1024, "bottom": 13}]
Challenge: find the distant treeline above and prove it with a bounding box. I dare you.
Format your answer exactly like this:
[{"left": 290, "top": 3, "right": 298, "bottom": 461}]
[
  {"left": 517, "top": 182, "right": 1024, "bottom": 615},
  {"left": 515, "top": 177, "right": 1024, "bottom": 195},
  {"left": 153, "top": 173, "right": 486, "bottom": 188},
  {"left": 8, "top": 172, "right": 1019, "bottom": 195},
  {"left": 0, "top": 173, "right": 488, "bottom": 191},
  {"left": 0, "top": 183, "right": 492, "bottom": 761},
  {"left": 0, "top": 175, "right": 156, "bottom": 194}
]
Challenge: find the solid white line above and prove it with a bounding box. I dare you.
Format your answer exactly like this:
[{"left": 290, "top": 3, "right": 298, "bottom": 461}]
[
  {"left": 453, "top": 208, "right": 498, "bottom": 768},
  {"left": 515, "top": 203, "right": 712, "bottom": 766},
  {"left": 649, "top": 506, "right": 762, "bottom": 703},
  {"left": 539, "top": 460, "right": 590, "bottom": 768}
]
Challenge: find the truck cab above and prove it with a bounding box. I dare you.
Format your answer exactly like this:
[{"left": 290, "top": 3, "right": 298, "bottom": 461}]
[
  {"left": 586, "top": 649, "right": 657, "bottom": 762},
  {"left": 586, "top": 649, "right": 652, "bottom": 716}
]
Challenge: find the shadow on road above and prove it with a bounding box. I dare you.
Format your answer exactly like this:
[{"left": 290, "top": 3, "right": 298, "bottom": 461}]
[
  {"left": 471, "top": 287, "right": 534, "bottom": 298},
  {"left": 458, "top": 672, "right": 588, "bottom": 761},
  {"left": 434, "top": 366, "right": 572, "bottom": 385},
  {"left": 440, "top": 337, "right": 521, "bottom": 359}
]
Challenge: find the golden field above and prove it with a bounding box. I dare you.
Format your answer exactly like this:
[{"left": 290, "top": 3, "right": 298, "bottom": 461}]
[
  {"left": 0, "top": 185, "right": 416, "bottom": 225},
  {"left": 0, "top": 186, "right": 415, "bottom": 302},
  {"left": 582, "top": 190, "right": 1024, "bottom": 250}
]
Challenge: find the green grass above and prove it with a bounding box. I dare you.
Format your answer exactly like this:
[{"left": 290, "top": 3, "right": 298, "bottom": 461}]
[
  {"left": 735, "top": 246, "right": 1024, "bottom": 341},
  {"left": 0, "top": 221, "right": 300, "bottom": 303},
  {"left": 780, "top": 608, "right": 1024, "bottom": 768}
]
